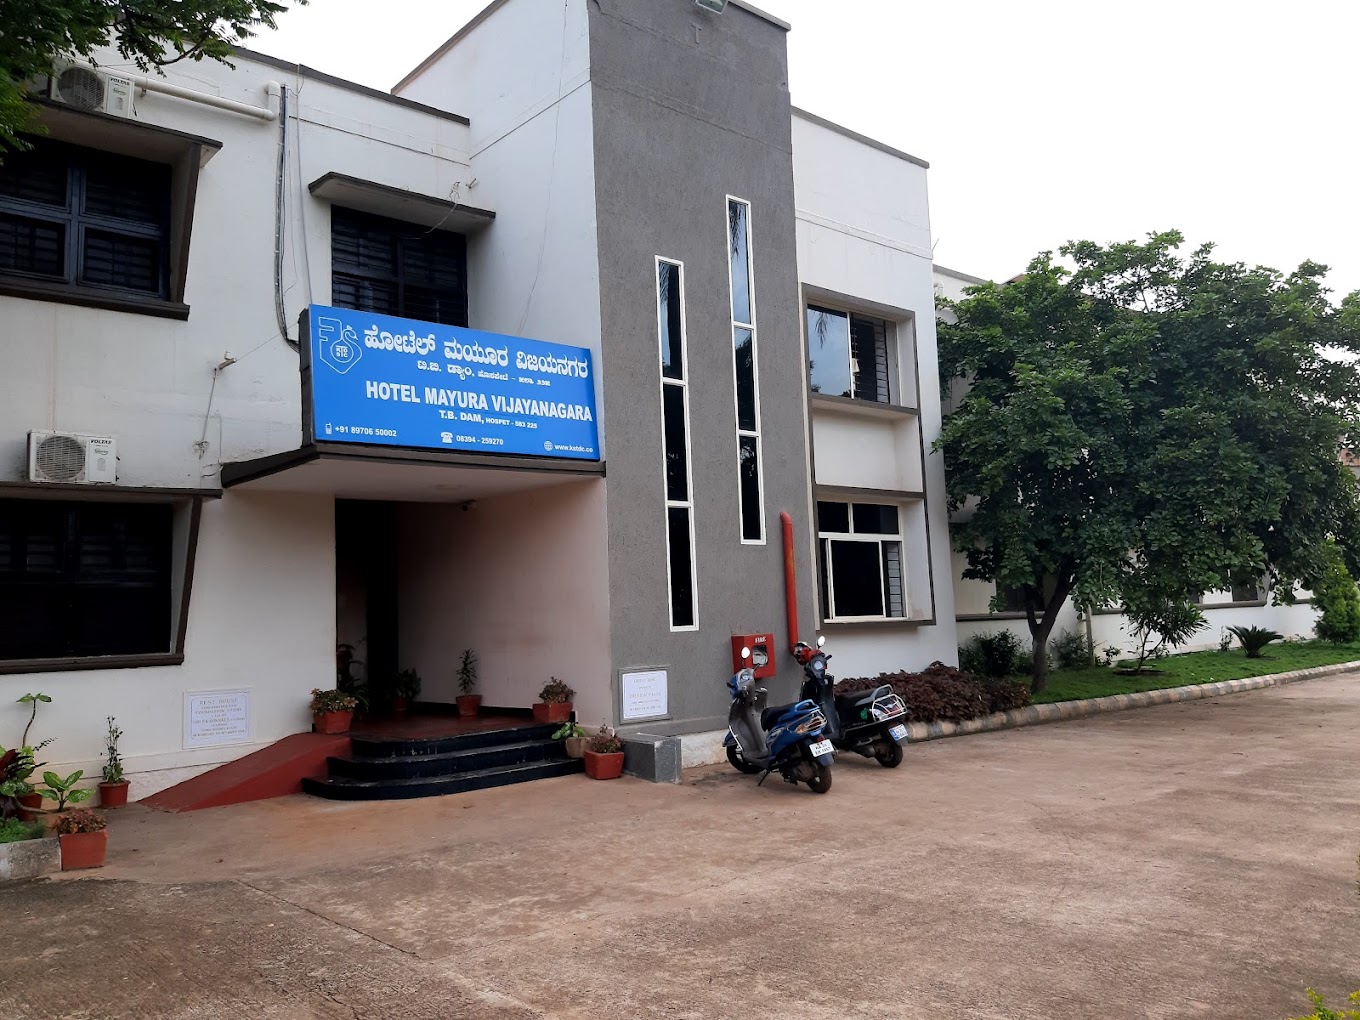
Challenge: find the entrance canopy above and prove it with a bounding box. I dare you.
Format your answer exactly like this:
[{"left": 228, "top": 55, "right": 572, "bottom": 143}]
[{"left": 221, "top": 443, "right": 604, "bottom": 502}]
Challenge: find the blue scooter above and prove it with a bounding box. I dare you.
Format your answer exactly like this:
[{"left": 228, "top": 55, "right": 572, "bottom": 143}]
[{"left": 723, "top": 647, "right": 835, "bottom": 793}]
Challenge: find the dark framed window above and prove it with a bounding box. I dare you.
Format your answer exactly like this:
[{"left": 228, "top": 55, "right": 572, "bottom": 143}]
[
  {"left": 807, "top": 305, "right": 893, "bottom": 403},
  {"left": 657, "top": 258, "right": 697, "bottom": 630},
  {"left": 331, "top": 207, "right": 468, "bottom": 326},
  {"left": 728, "top": 198, "right": 764, "bottom": 542},
  {"left": 0, "top": 138, "right": 170, "bottom": 298},
  {"left": 0, "top": 500, "right": 173, "bottom": 660},
  {"left": 816, "top": 500, "right": 905, "bottom": 620}
]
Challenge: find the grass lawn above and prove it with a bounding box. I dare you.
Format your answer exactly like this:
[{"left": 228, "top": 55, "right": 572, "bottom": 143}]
[{"left": 1032, "top": 640, "right": 1360, "bottom": 705}]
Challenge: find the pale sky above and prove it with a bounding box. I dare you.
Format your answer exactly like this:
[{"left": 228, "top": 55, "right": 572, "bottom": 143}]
[{"left": 252, "top": 0, "right": 1360, "bottom": 299}]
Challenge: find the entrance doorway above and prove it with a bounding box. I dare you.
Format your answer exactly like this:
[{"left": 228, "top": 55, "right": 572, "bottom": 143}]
[{"left": 335, "top": 499, "right": 398, "bottom": 702}]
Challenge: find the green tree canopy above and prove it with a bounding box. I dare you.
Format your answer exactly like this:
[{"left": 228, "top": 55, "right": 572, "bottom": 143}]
[
  {"left": 938, "top": 231, "right": 1360, "bottom": 690},
  {"left": 0, "top": 0, "right": 302, "bottom": 151}
]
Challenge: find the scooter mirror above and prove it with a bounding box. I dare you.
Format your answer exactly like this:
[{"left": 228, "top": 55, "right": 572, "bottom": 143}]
[
  {"left": 741, "top": 646, "right": 751, "bottom": 660},
  {"left": 817, "top": 635, "right": 826, "bottom": 648}
]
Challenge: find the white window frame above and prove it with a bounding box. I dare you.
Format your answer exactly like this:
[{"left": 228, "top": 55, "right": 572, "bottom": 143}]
[
  {"left": 726, "top": 195, "right": 766, "bottom": 545},
  {"left": 806, "top": 303, "right": 895, "bottom": 404},
  {"left": 818, "top": 502, "right": 907, "bottom": 622},
  {"left": 656, "top": 255, "right": 699, "bottom": 633}
]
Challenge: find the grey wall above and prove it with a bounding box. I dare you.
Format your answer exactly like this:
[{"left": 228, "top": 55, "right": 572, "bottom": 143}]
[{"left": 589, "top": 0, "right": 817, "bottom": 733}]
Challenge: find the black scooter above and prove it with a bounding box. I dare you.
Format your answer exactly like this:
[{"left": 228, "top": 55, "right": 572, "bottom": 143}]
[{"left": 794, "top": 637, "right": 908, "bottom": 768}]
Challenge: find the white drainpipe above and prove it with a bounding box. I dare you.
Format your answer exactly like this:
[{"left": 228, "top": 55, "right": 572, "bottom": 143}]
[{"left": 131, "top": 76, "right": 280, "bottom": 122}]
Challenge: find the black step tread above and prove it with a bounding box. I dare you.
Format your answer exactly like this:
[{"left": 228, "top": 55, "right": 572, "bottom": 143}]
[
  {"left": 302, "top": 757, "right": 584, "bottom": 801},
  {"left": 349, "top": 723, "right": 560, "bottom": 758},
  {"left": 328, "top": 738, "right": 567, "bottom": 780}
]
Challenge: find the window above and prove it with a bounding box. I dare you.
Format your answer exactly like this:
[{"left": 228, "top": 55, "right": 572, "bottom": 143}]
[
  {"left": 0, "top": 138, "right": 170, "bottom": 299},
  {"left": 727, "top": 198, "right": 764, "bottom": 542},
  {"left": 331, "top": 207, "right": 468, "bottom": 326},
  {"left": 996, "top": 583, "right": 1029, "bottom": 614},
  {"left": 816, "top": 501, "right": 905, "bottom": 621},
  {"left": 806, "top": 306, "right": 893, "bottom": 403},
  {"left": 0, "top": 500, "right": 173, "bottom": 660},
  {"left": 657, "top": 258, "right": 698, "bottom": 630}
]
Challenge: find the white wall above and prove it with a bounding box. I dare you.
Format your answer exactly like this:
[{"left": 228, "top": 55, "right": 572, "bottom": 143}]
[
  {"left": 397, "top": 479, "right": 613, "bottom": 725},
  {"left": 792, "top": 112, "right": 958, "bottom": 674},
  {"left": 0, "top": 493, "right": 334, "bottom": 799},
  {"left": 395, "top": 0, "right": 605, "bottom": 455}
]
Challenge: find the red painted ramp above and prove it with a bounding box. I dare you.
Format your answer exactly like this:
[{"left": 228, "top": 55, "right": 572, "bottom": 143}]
[{"left": 143, "top": 733, "right": 351, "bottom": 812}]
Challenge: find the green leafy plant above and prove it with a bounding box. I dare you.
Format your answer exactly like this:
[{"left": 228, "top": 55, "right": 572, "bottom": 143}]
[
  {"left": 40, "top": 770, "right": 93, "bottom": 811},
  {"left": 54, "top": 808, "right": 106, "bottom": 835},
  {"left": 16, "top": 692, "right": 52, "bottom": 751},
  {"left": 587, "top": 725, "right": 624, "bottom": 755},
  {"left": 394, "top": 669, "right": 422, "bottom": 700},
  {"left": 0, "top": 817, "right": 44, "bottom": 843},
  {"left": 335, "top": 644, "right": 369, "bottom": 710},
  {"left": 538, "top": 677, "right": 575, "bottom": 704},
  {"left": 1050, "top": 629, "right": 1092, "bottom": 670},
  {"left": 1123, "top": 587, "right": 1205, "bottom": 673},
  {"left": 958, "top": 631, "right": 1022, "bottom": 678},
  {"left": 1226, "top": 625, "right": 1284, "bottom": 659},
  {"left": 552, "top": 721, "right": 586, "bottom": 740},
  {"left": 1102, "top": 645, "right": 1122, "bottom": 667},
  {"left": 1314, "top": 542, "right": 1360, "bottom": 645},
  {"left": 102, "top": 716, "right": 125, "bottom": 784},
  {"left": 457, "top": 648, "right": 478, "bottom": 695},
  {"left": 309, "top": 689, "right": 358, "bottom": 714},
  {"left": 1287, "top": 989, "right": 1360, "bottom": 1020},
  {"left": 0, "top": 746, "right": 38, "bottom": 798}
]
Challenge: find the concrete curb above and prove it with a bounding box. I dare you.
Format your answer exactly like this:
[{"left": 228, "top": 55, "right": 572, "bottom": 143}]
[{"left": 905, "top": 660, "right": 1360, "bottom": 744}]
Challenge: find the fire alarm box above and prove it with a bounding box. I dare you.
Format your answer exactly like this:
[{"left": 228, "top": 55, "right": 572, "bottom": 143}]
[{"left": 731, "top": 633, "right": 776, "bottom": 679}]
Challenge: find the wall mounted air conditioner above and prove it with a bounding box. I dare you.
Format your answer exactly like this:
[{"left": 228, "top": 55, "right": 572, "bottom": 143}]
[
  {"left": 27, "top": 431, "right": 117, "bottom": 484},
  {"left": 41, "top": 61, "right": 134, "bottom": 118}
]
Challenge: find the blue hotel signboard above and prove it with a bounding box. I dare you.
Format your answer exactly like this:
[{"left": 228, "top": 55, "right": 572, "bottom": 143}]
[{"left": 302, "top": 305, "right": 599, "bottom": 461}]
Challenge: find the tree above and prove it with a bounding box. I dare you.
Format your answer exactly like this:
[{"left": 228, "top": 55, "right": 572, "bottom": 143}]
[
  {"left": 0, "top": 0, "right": 302, "bottom": 152},
  {"left": 1313, "top": 542, "right": 1360, "bottom": 645},
  {"left": 1122, "top": 584, "right": 1204, "bottom": 674},
  {"left": 938, "top": 231, "right": 1360, "bottom": 691}
]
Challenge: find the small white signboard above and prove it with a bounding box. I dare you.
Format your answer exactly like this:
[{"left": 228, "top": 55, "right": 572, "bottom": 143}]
[
  {"left": 184, "top": 689, "right": 251, "bottom": 749},
  {"left": 620, "top": 669, "right": 669, "bottom": 722}
]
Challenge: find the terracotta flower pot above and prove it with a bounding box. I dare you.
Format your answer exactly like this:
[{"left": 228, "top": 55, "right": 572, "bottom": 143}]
[
  {"left": 533, "top": 702, "right": 572, "bottom": 725},
  {"left": 564, "top": 736, "right": 586, "bottom": 759},
  {"left": 391, "top": 697, "right": 410, "bottom": 716},
  {"left": 583, "top": 749, "right": 625, "bottom": 780},
  {"left": 17, "top": 792, "right": 42, "bottom": 822},
  {"left": 98, "top": 781, "right": 130, "bottom": 808},
  {"left": 314, "top": 709, "right": 354, "bottom": 735},
  {"left": 456, "top": 694, "right": 482, "bottom": 716},
  {"left": 59, "top": 829, "right": 108, "bottom": 871}
]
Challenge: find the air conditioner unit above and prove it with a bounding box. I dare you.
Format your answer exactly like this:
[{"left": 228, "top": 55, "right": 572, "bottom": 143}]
[
  {"left": 42, "top": 62, "right": 135, "bottom": 118},
  {"left": 27, "top": 431, "right": 117, "bottom": 484}
]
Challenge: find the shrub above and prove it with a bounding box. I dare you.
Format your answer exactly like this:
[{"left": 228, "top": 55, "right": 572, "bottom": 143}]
[
  {"left": 979, "top": 675, "right": 1033, "bottom": 713},
  {"left": 310, "top": 688, "right": 358, "bottom": 714},
  {"left": 586, "top": 725, "right": 624, "bottom": 754},
  {"left": 1226, "top": 625, "right": 1284, "bottom": 658},
  {"left": 539, "top": 677, "right": 575, "bottom": 704},
  {"left": 837, "top": 662, "right": 988, "bottom": 723},
  {"left": 1123, "top": 586, "right": 1205, "bottom": 672},
  {"left": 1287, "top": 989, "right": 1360, "bottom": 1020},
  {"left": 0, "top": 817, "right": 44, "bottom": 844},
  {"left": 957, "top": 631, "right": 1023, "bottom": 678},
  {"left": 54, "top": 808, "right": 106, "bottom": 835},
  {"left": 1314, "top": 544, "right": 1360, "bottom": 645},
  {"left": 1050, "top": 629, "right": 1091, "bottom": 669}
]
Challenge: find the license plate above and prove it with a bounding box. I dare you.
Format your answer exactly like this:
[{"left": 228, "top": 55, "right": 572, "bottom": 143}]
[
  {"left": 808, "top": 739, "right": 833, "bottom": 757},
  {"left": 889, "top": 724, "right": 907, "bottom": 741}
]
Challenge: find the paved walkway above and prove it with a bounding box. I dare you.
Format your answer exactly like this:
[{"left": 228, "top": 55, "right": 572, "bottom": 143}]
[{"left": 3, "top": 675, "right": 1358, "bottom": 1019}]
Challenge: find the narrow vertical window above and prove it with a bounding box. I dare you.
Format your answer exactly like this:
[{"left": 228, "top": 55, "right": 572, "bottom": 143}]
[
  {"left": 727, "top": 198, "right": 764, "bottom": 542},
  {"left": 657, "top": 258, "right": 698, "bottom": 630}
]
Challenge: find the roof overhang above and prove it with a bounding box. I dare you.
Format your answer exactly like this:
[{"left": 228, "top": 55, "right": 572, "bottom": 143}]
[
  {"left": 221, "top": 444, "right": 603, "bottom": 503},
  {"left": 308, "top": 173, "right": 495, "bottom": 234}
]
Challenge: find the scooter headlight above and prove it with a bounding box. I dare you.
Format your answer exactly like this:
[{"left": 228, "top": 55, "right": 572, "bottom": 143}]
[{"left": 809, "top": 656, "right": 825, "bottom": 677}]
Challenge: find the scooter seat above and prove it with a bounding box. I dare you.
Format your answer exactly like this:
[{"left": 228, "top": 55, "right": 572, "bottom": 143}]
[
  {"left": 834, "top": 692, "right": 878, "bottom": 722},
  {"left": 760, "top": 703, "right": 797, "bottom": 730}
]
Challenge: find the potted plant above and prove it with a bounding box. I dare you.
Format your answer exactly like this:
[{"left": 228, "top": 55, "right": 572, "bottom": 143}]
[
  {"left": 336, "top": 644, "right": 369, "bottom": 717},
  {"left": 392, "top": 669, "right": 421, "bottom": 715},
  {"left": 553, "top": 721, "right": 587, "bottom": 759},
  {"left": 456, "top": 648, "right": 481, "bottom": 716},
  {"left": 310, "top": 688, "right": 359, "bottom": 735},
  {"left": 9, "top": 692, "right": 52, "bottom": 819},
  {"left": 533, "top": 677, "right": 575, "bottom": 724},
  {"left": 55, "top": 808, "right": 108, "bottom": 871},
  {"left": 0, "top": 747, "right": 43, "bottom": 821},
  {"left": 583, "top": 725, "right": 625, "bottom": 780},
  {"left": 39, "top": 769, "right": 93, "bottom": 830},
  {"left": 99, "top": 716, "right": 130, "bottom": 808}
]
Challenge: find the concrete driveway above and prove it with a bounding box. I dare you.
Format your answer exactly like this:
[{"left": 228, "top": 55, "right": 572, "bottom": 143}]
[{"left": 3, "top": 675, "right": 1358, "bottom": 1020}]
